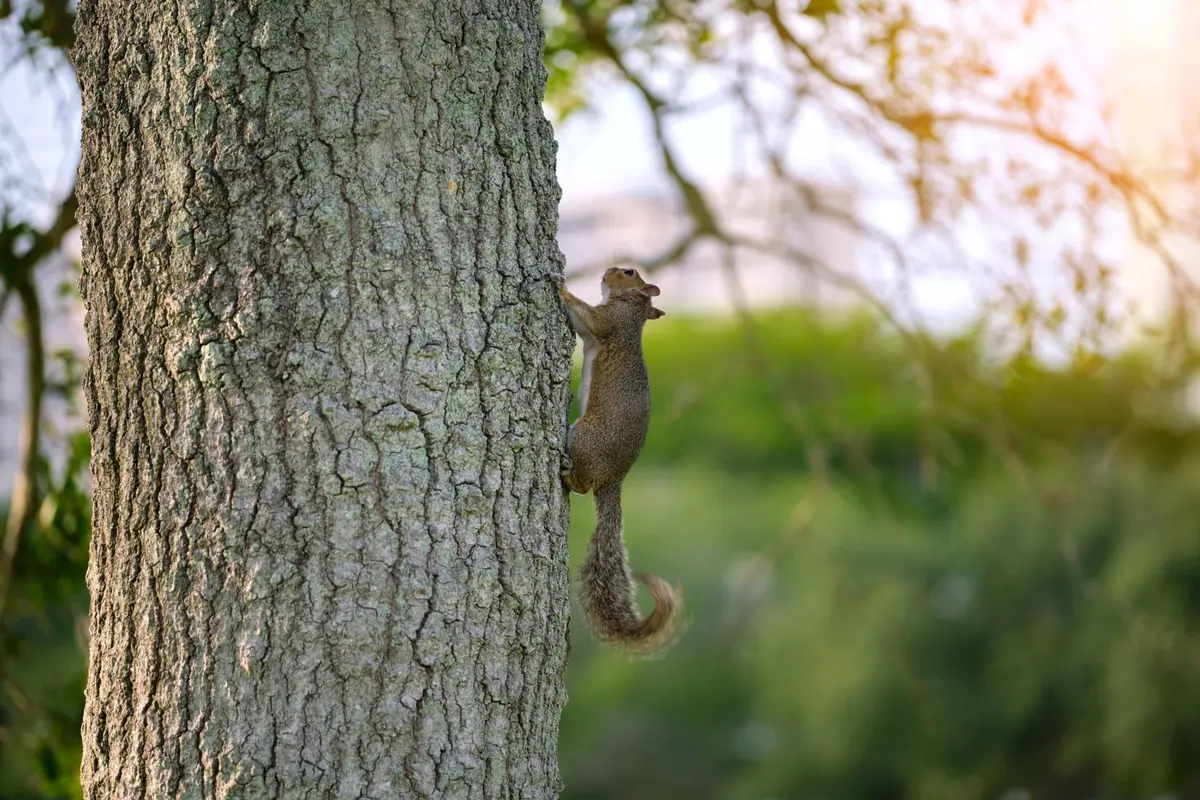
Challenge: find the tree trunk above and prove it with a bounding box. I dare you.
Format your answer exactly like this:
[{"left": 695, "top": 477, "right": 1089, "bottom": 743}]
[{"left": 74, "top": 2, "right": 572, "bottom": 797}]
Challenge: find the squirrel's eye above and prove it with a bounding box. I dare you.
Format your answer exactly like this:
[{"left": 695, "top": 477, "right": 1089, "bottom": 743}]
[{"left": 623, "top": 269, "right": 635, "bottom": 277}]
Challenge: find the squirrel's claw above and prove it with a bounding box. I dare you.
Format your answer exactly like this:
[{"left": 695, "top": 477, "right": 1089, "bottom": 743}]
[{"left": 560, "top": 452, "right": 585, "bottom": 494}]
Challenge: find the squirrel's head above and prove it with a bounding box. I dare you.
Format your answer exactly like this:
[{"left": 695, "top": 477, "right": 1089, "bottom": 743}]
[{"left": 601, "top": 267, "right": 665, "bottom": 319}]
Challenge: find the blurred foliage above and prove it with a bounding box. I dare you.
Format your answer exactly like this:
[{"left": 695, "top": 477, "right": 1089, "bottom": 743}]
[
  {"left": 561, "top": 311, "right": 1200, "bottom": 800},
  {"left": 626, "top": 309, "right": 1200, "bottom": 512},
  {"left": 0, "top": 0, "right": 73, "bottom": 50},
  {"left": 0, "top": 430, "right": 89, "bottom": 800}
]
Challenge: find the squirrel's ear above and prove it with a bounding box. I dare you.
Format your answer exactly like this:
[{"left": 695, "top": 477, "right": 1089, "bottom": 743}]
[
  {"left": 647, "top": 306, "right": 666, "bottom": 320},
  {"left": 640, "top": 283, "right": 661, "bottom": 297}
]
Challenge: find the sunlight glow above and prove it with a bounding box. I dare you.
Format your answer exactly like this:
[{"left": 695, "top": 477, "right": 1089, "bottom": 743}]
[
  {"left": 1102, "top": 0, "right": 1200, "bottom": 335},
  {"left": 1107, "top": 0, "right": 1191, "bottom": 159}
]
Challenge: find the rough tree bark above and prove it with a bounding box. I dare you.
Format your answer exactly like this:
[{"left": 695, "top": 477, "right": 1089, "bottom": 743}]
[{"left": 74, "top": 1, "right": 573, "bottom": 797}]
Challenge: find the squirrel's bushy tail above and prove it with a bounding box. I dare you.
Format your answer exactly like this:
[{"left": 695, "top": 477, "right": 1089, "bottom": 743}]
[{"left": 579, "top": 482, "right": 681, "bottom": 655}]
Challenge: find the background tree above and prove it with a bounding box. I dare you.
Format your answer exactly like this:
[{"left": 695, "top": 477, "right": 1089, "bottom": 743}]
[
  {"left": 0, "top": 1, "right": 88, "bottom": 795},
  {"left": 70, "top": 0, "right": 572, "bottom": 796},
  {"left": 546, "top": 0, "right": 1199, "bottom": 367}
]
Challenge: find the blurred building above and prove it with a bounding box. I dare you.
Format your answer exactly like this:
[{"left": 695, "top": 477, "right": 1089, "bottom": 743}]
[{"left": 558, "top": 179, "right": 862, "bottom": 313}]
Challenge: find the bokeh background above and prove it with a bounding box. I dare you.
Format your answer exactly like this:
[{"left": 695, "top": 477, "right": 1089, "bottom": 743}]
[{"left": 4, "top": 1, "right": 1200, "bottom": 798}]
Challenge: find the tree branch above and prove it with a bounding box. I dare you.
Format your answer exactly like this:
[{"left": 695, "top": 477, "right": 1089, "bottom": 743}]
[
  {"left": 0, "top": 275, "right": 45, "bottom": 620},
  {"left": 0, "top": 190, "right": 77, "bottom": 619}
]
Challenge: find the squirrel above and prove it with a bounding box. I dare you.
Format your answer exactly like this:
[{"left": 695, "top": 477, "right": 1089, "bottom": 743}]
[{"left": 557, "top": 266, "right": 681, "bottom": 655}]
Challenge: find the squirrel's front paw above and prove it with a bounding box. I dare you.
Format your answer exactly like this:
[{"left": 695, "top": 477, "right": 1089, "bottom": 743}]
[{"left": 559, "top": 452, "right": 576, "bottom": 492}]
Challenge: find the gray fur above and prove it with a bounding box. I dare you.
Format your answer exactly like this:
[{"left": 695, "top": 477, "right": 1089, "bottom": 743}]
[{"left": 559, "top": 269, "right": 681, "bottom": 654}]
